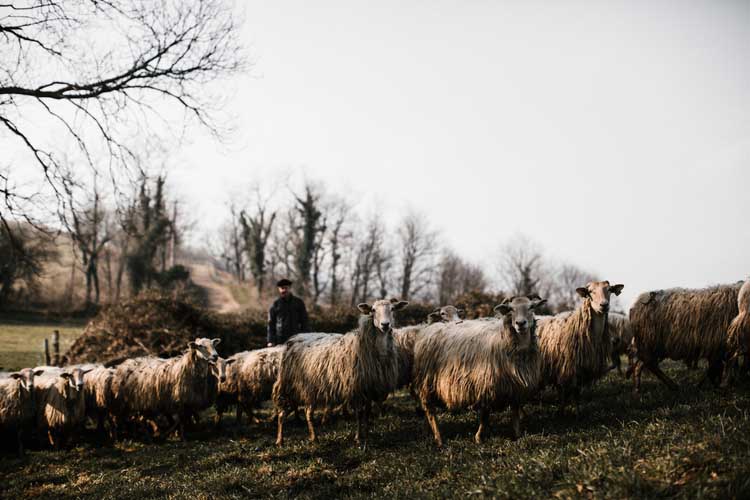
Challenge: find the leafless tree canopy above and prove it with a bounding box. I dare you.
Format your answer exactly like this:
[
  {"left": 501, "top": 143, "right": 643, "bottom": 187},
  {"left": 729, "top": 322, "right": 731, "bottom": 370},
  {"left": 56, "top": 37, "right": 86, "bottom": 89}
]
[
  {"left": 397, "top": 212, "right": 437, "bottom": 301},
  {"left": 497, "top": 234, "right": 545, "bottom": 298},
  {"left": 0, "top": 0, "right": 244, "bottom": 224}
]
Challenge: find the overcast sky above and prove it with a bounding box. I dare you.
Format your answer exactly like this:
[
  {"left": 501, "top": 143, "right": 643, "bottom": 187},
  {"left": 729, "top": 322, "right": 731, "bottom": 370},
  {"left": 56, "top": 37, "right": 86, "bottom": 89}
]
[
  {"left": 12, "top": 1, "right": 749, "bottom": 308},
  {"left": 168, "top": 0, "right": 750, "bottom": 307}
]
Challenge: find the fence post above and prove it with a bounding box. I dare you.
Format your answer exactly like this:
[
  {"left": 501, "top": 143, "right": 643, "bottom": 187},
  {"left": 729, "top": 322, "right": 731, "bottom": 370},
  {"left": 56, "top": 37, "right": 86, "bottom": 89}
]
[
  {"left": 52, "top": 330, "right": 60, "bottom": 366},
  {"left": 43, "top": 338, "right": 51, "bottom": 365}
]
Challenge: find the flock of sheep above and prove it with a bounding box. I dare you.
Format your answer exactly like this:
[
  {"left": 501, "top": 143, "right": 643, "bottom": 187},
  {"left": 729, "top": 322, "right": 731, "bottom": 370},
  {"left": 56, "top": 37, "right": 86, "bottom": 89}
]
[{"left": 1, "top": 278, "right": 749, "bottom": 455}]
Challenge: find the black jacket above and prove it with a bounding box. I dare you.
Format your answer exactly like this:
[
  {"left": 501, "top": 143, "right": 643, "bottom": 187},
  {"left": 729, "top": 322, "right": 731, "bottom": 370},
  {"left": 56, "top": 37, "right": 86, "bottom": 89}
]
[{"left": 267, "top": 294, "right": 310, "bottom": 345}]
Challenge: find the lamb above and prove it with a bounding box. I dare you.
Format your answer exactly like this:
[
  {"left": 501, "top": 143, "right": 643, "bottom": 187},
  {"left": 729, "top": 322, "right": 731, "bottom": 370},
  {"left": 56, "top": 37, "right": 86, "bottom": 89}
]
[
  {"left": 607, "top": 311, "right": 634, "bottom": 375},
  {"left": 216, "top": 346, "right": 282, "bottom": 426},
  {"left": 412, "top": 295, "right": 545, "bottom": 446},
  {"left": 0, "top": 368, "right": 44, "bottom": 455},
  {"left": 34, "top": 367, "right": 90, "bottom": 448},
  {"left": 630, "top": 283, "right": 742, "bottom": 392},
  {"left": 723, "top": 279, "right": 750, "bottom": 386},
  {"left": 273, "top": 299, "right": 407, "bottom": 447},
  {"left": 110, "top": 337, "right": 220, "bottom": 439},
  {"left": 538, "top": 281, "right": 624, "bottom": 413}
]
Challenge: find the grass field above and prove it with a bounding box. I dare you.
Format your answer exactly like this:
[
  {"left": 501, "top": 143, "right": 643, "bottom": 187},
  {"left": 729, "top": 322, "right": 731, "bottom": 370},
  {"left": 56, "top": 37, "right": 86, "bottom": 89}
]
[
  {"left": 1, "top": 359, "right": 749, "bottom": 499},
  {"left": 0, "top": 315, "right": 85, "bottom": 371}
]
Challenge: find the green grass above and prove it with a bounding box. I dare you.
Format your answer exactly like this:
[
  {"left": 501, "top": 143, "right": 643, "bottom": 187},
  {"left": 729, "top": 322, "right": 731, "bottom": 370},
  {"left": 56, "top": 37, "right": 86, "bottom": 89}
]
[
  {"left": 2, "top": 361, "right": 749, "bottom": 499},
  {"left": 0, "top": 317, "right": 85, "bottom": 371}
]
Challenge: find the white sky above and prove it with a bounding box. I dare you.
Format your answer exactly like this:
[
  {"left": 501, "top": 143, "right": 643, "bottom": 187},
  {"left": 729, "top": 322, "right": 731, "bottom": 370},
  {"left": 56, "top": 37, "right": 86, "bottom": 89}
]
[{"left": 11, "top": 0, "right": 750, "bottom": 308}]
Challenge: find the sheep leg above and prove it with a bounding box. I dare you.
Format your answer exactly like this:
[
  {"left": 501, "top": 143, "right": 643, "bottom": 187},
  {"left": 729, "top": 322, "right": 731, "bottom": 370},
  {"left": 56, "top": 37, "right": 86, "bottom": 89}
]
[
  {"left": 275, "top": 409, "right": 286, "bottom": 446},
  {"left": 354, "top": 407, "right": 363, "bottom": 446},
  {"left": 321, "top": 407, "right": 331, "bottom": 425},
  {"left": 511, "top": 404, "right": 522, "bottom": 439},
  {"left": 721, "top": 355, "right": 739, "bottom": 387},
  {"left": 645, "top": 362, "right": 678, "bottom": 390},
  {"left": 632, "top": 360, "right": 644, "bottom": 394},
  {"left": 17, "top": 430, "right": 24, "bottom": 457},
  {"left": 423, "top": 404, "right": 443, "bottom": 447},
  {"left": 305, "top": 406, "right": 317, "bottom": 442},
  {"left": 556, "top": 388, "right": 567, "bottom": 417},
  {"left": 235, "top": 405, "right": 242, "bottom": 425},
  {"left": 474, "top": 407, "right": 489, "bottom": 444},
  {"left": 47, "top": 429, "right": 57, "bottom": 449}
]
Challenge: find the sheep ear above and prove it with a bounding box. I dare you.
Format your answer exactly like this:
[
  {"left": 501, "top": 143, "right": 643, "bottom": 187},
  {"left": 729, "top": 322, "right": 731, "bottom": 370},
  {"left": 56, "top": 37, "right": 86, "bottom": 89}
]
[
  {"left": 188, "top": 341, "right": 197, "bottom": 350},
  {"left": 10, "top": 373, "right": 22, "bottom": 380},
  {"left": 457, "top": 309, "right": 465, "bottom": 318},
  {"left": 392, "top": 301, "right": 408, "bottom": 311},
  {"left": 357, "top": 303, "right": 372, "bottom": 314},
  {"left": 81, "top": 369, "right": 93, "bottom": 376},
  {"left": 610, "top": 284, "right": 624, "bottom": 296},
  {"left": 60, "top": 373, "right": 73, "bottom": 380},
  {"left": 34, "top": 370, "right": 44, "bottom": 377},
  {"left": 212, "top": 338, "right": 221, "bottom": 346},
  {"left": 494, "top": 304, "right": 513, "bottom": 316},
  {"left": 526, "top": 293, "right": 542, "bottom": 301},
  {"left": 531, "top": 299, "right": 547, "bottom": 310},
  {"left": 427, "top": 312, "right": 441, "bottom": 324},
  {"left": 389, "top": 297, "right": 399, "bottom": 304},
  {"left": 576, "top": 287, "right": 590, "bottom": 298},
  {"left": 226, "top": 359, "right": 237, "bottom": 365},
  {"left": 432, "top": 307, "right": 441, "bottom": 314}
]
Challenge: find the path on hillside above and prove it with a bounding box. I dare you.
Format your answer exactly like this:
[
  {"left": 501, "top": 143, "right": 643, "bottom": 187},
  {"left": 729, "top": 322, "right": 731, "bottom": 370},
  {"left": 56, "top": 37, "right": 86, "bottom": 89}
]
[{"left": 187, "top": 263, "right": 241, "bottom": 313}]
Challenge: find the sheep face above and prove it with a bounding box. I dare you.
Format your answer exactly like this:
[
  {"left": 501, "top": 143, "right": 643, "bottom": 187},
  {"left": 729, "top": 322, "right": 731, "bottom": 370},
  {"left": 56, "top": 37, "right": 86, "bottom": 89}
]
[
  {"left": 210, "top": 357, "right": 236, "bottom": 383},
  {"left": 10, "top": 368, "right": 44, "bottom": 391},
  {"left": 428, "top": 305, "right": 464, "bottom": 324},
  {"left": 576, "top": 281, "right": 624, "bottom": 314},
  {"left": 494, "top": 296, "right": 547, "bottom": 350},
  {"left": 60, "top": 367, "right": 91, "bottom": 393},
  {"left": 357, "top": 298, "right": 408, "bottom": 333},
  {"left": 189, "top": 338, "right": 221, "bottom": 362}
]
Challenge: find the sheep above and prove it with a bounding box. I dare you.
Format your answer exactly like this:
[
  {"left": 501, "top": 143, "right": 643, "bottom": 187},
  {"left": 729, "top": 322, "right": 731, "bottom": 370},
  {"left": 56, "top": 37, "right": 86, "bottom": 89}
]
[
  {"left": 0, "top": 368, "right": 44, "bottom": 455},
  {"left": 630, "top": 283, "right": 742, "bottom": 392},
  {"left": 81, "top": 365, "right": 116, "bottom": 439},
  {"left": 608, "top": 312, "right": 634, "bottom": 376},
  {"left": 110, "top": 337, "right": 220, "bottom": 439},
  {"left": 426, "top": 305, "right": 464, "bottom": 324},
  {"left": 538, "top": 281, "right": 624, "bottom": 414},
  {"left": 723, "top": 279, "right": 750, "bottom": 386},
  {"left": 273, "top": 298, "right": 407, "bottom": 448},
  {"left": 215, "top": 346, "right": 282, "bottom": 427},
  {"left": 34, "top": 367, "right": 90, "bottom": 448},
  {"left": 394, "top": 304, "right": 465, "bottom": 391},
  {"left": 412, "top": 295, "right": 545, "bottom": 446}
]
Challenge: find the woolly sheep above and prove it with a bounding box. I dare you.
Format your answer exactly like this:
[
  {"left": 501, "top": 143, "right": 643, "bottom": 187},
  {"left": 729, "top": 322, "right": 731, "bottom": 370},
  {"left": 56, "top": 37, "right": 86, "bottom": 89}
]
[
  {"left": 630, "top": 283, "right": 741, "bottom": 392},
  {"left": 607, "top": 312, "right": 634, "bottom": 376},
  {"left": 0, "top": 368, "right": 44, "bottom": 455},
  {"left": 412, "top": 295, "right": 546, "bottom": 446},
  {"left": 110, "top": 337, "right": 220, "bottom": 439},
  {"left": 273, "top": 299, "right": 407, "bottom": 448},
  {"left": 723, "top": 279, "right": 750, "bottom": 385},
  {"left": 538, "top": 281, "right": 624, "bottom": 413},
  {"left": 34, "top": 367, "right": 90, "bottom": 448}
]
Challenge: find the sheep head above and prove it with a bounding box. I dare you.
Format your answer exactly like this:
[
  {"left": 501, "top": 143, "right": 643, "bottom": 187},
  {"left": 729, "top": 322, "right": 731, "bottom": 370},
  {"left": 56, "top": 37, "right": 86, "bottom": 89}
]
[
  {"left": 576, "top": 281, "right": 624, "bottom": 314},
  {"left": 189, "top": 337, "right": 221, "bottom": 362},
  {"left": 494, "top": 295, "right": 547, "bottom": 349},
  {"left": 210, "top": 357, "right": 236, "bottom": 384},
  {"left": 357, "top": 298, "right": 408, "bottom": 334},
  {"left": 59, "top": 367, "right": 91, "bottom": 393},
  {"left": 427, "top": 305, "right": 464, "bottom": 324},
  {"left": 10, "top": 367, "right": 44, "bottom": 391}
]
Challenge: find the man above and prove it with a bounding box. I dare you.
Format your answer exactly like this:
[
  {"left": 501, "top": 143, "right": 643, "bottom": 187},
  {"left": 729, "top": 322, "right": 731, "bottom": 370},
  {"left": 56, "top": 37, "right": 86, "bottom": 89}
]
[{"left": 267, "top": 278, "right": 310, "bottom": 347}]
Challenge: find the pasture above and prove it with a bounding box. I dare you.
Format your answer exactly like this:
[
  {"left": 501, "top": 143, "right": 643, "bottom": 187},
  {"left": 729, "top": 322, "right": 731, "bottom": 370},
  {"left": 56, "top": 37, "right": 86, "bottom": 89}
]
[
  {"left": 0, "top": 315, "right": 85, "bottom": 372},
  {"left": 1, "top": 356, "right": 749, "bottom": 499}
]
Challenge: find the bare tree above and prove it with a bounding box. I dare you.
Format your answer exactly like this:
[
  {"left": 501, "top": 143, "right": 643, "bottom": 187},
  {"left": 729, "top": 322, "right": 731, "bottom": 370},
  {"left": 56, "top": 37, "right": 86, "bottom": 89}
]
[
  {"left": 350, "top": 215, "right": 385, "bottom": 306},
  {"left": 546, "top": 263, "right": 599, "bottom": 313},
  {"left": 219, "top": 202, "right": 245, "bottom": 280},
  {"left": 437, "top": 250, "right": 488, "bottom": 304},
  {"left": 397, "top": 212, "right": 438, "bottom": 300},
  {"left": 239, "top": 191, "right": 277, "bottom": 296},
  {"left": 60, "top": 172, "right": 111, "bottom": 307},
  {"left": 497, "top": 234, "right": 546, "bottom": 297},
  {"left": 0, "top": 0, "right": 244, "bottom": 228},
  {"left": 327, "top": 199, "right": 353, "bottom": 306},
  {"left": 290, "top": 184, "right": 326, "bottom": 298}
]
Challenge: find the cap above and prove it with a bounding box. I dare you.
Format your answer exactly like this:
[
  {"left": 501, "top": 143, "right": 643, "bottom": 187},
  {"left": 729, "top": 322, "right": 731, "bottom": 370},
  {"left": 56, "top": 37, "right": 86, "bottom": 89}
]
[{"left": 276, "top": 278, "right": 293, "bottom": 287}]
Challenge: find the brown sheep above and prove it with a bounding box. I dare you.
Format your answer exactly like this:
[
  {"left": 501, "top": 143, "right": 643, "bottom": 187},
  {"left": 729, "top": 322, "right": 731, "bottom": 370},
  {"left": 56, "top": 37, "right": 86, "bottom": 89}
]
[
  {"left": 630, "top": 283, "right": 742, "bottom": 392},
  {"left": 412, "top": 296, "right": 546, "bottom": 446},
  {"left": 538, "top": 281, "right": 624, "bottom": 414},
  {"left": 273, "top": 299, "right": 406, "bottom": 448}
]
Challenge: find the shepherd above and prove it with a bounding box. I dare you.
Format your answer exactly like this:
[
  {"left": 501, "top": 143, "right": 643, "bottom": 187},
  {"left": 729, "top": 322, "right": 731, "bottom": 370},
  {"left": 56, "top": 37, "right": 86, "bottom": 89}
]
[{"left": 267, "top": 279, "right": 310, "bottom": 347}]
